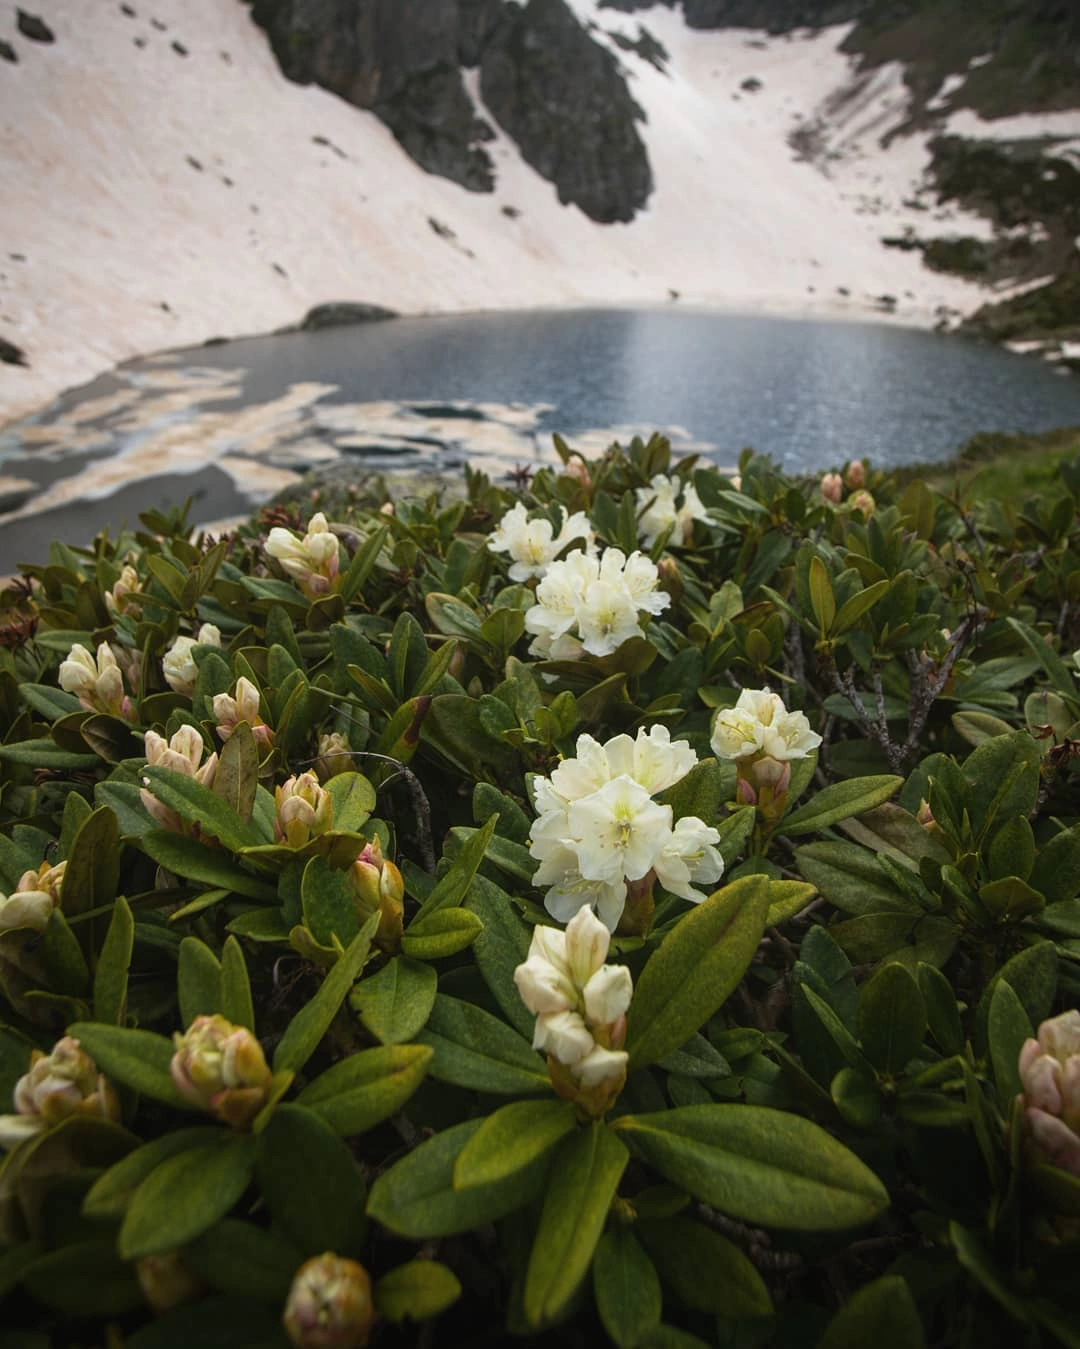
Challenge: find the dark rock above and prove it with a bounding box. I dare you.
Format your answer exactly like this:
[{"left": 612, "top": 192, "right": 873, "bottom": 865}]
[
  {"left": 480, "top": 0, "right": 652, "bottom": 223},
  {"left": 501, "top": 203, "right": 521, "bottom": 217},
  {"left": 682, "top": 1, "right": 870, "bottom": 30},
  {"left": 608, "top": 24, "right": 669, "bottom": 72},
  {"left": 120, "top": 4, "right": 136, "bottom": 15},
  {"left": 375, "top": 63, "right": 495, "bottom": 191},
  {"left": 16, "top": 9, "right": 55, "bottom": 42},
  {"left": 151, "top": 17, "right": 166, "bottom": 29},
  {"left": 0, "top": 337, "right": 28, "bottom": 367},
  {"left": 598, "top": 0, "right": 677, "bottom": 11},
  {"left": 186, "top": 154, "right": 203, "bottom": 171},
  {"left": 272, "top": 262, "right": 288, "bottom": 277},
  {"left": 172, "top": 39, "right": 188, "bottom": 55},
  {"left": 457, "top": 0, "right": 504, "bottom": 66},
  {"left": 134, "top": 36, "right": 146, "bottom": 47},
  {"left": 740, "top": 75, "right": 762, "bottom": 91},
  {"left": 0, "top": 39, "right": 16, "bottom": 62},
  {"left": 298, "top": 302, "right": 399, "bottom": 330}
]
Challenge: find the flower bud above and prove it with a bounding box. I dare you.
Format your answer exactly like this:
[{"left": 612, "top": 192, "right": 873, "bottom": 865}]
[
  {"left": 58, "top": 641, "right": 133, "bottom": 718},
  {"left": 105, "top": 564, "right": 141, "bottom": 618},
  {"left": 275, "top": 772, "right": 334, "bottom": 848},
  {"left": 136, "top": 1251, "right": 205, "bottom": 1313},
  {"left": 213, "top": 676, "right": 273, "bottom": 747},
  {"left": 140, "top": 727, "right": 219, "bottom": 834},
  {"left": 283, "top": 1253, "right": 375, "bottom": 1349},
  {"left": 170, "top": 1014, "right": 272, "bottom": 1129},
  {"left": 844, "top": 459, "right": 866, "bottom": 489},
  {"left": 162, "top": 623, "right": 222, "bottom": 697},
  {"left": 347, "top": 839, "right": 405, "bottom": 952},
  {"left": 0, "top": 861, "right": 66, "bottom": 934},
  {"left": 1019, "top": 1010, "right": 1080, "bottom": 1176},
  {"left": 316, "top": 732, "right": 353, "bottom": 782},
  {"left": 820, "top": 472, "right": 843, "bottom": 504},
  {"left": 265, "top": 513, "right": 341, "bottom": 600},
  {"left": 849, "top": 489, "right": 876, "bottom": 516},
  {"left": 0, "top": 1037, "right": 120, "bottom": 1148}
]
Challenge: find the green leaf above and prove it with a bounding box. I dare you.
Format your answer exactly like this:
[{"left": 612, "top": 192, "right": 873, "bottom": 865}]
[
  {"left": 794, "top": 841, "right": 912, "bottom": 916},
  {"left": 350, "top": 956, "right": 437, "bottom": 1044},
  {"left": 213, "top": 720, "right": 258, "bottom": 822},
  {"left": 636, "top": 1216, "right": 772, "bottom": 1318},
  {"left": 182, "top": 1219, "right": 300, "bottom": 1303},
  {"left": 593, "top": 1227, "right": 662, "bottom": 1349},
  {"left": 818, "top": 1274, "right": 926, "bottom": 1349},
  {"left": 66, "top": 1023, "right": 189, "bottom": 1109},
  {"left": 615, "top": 1104, "right": 888, "bottom": 1230},
  {"left": 141, "top": 767, "right": 262, "bottom": 851},
  {"left": 367, "top": 1117, "right": 548, "bottom": 1237},
  {"left": 830, "top": 1065, "right": 882, "bottom": 1128},
  {"left": 20, "top": 682, "right": 82, "bottom": 719},
  {"left": 858, "top": 962, "right": 927, "bottom": 1075},
  {"left": 917, "top": 962, "right": 964, "bottom": 1057},
  {"left": 402, "top": 906, "right": 483, "bottom": 960},
  {"left": 93, "top": 895, "right": 134, "bottom": 1025},
  {"left": 627, "top": 876, "right": 770, "bottom": 1069},
  {"left": 960, "top": 730, "right": 1041, "bottom": 845},
  {"left": 808, "top": 555, "right": 836, "bottom": 634},
  {"left": 523, "top": 1125, "right": 629, "bottom": 1329},
  {"left": 415, "top": 814, "right": 498, "bottom": 920},
  {"left": 19, "top": 1237, "right": 144, "bottom": 1318},
  {"left": 0, "top": 738, "right": 99, "bottom": 770},
  {"left": 119, "top": 1134, "right": 257, "bottom": 1258},
  {"left": 256, "top": 1104, "right": 367, "bottom": 1256},
  {"left": 465, "top": 875, "right": 535, "bottom": 1039},
  {"left": 988, "top": 979, "right": 1031, "bottom": 1108},
  {"left": 301, "top": 854, "right": 360, "bottom": 949},
  {"left": 83, "top": 1127, "right": 223, "bottom": 1218},
  {"left": 221, "top": 936, "right": 255, "bottom": 1032},
  {"left": 272, "top": 913, "right": 379, "bottom": 1075},
  {"left": 324, "top": 771, "right": 376, "bottom": 832},
  {"left": 417, "top": 994, "right": 550, "bottom": 1095},
  {"left": 766, "top": 879, "right": 817, "bottom": 926},
  {"left": 125, "top": 1293, "right": 287, "bottom": 1349},
  {"left": 782, "top": 776, "right": 902, "bottom": 837},
  {"left": 296, "top": 1044, "right": 433, "bottom": 1136},
  {"left": 178, "top": 937, "right": 223, "bottom": 1026},
  {"left": 374, "top": 1261, "right": 462, "bottom": 1323},
  {"left": 832, "top": 579, "right": 890, "bottom": 635},
  {"left": 61, "top": 806, "right": 120, "bottom": 917},
  {"left": 454, "top": 1099, "right": 578, "bottom": 1190},
  {"left": 339, "top": 523, "right": 389, "bottom": 603},
  {"left": 1006, "top": 617, "right": 1077, "bottom": 697}
]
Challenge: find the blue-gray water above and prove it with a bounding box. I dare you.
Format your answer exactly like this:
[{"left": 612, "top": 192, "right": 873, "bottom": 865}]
[{"left": 2, "top": 307, "right": 1079, "bottom": 573}]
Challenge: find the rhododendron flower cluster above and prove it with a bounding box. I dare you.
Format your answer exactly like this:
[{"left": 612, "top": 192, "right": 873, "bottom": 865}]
[
  {"left": 265, "top": 512, "right": 341, "bottom": 598},
  {"left": 635, "top": 473, "right": 709, "bottom": 548},
  {"left": 524, "top": 547, "right": 670, "bottom": 660},
  {"left": 1018, "top": 1009, "right": 1080, "bottom": 1176},
  {"left": 162, "top": 623, "right": 222, "bottom": 697},
  {"left": 59, "top": 641, "right": 134, "bottom": 718},
  {"left": 0, "top": 1037, "right": 120, "bottom": 1150},
  {"left": 212, "top": 675, "right": 274, "bottom": 747},
  {"left": 0, "top": 861, "right": 66, "bottom": 934},
  {"left": 274, "top": 771, "right": 333, "bottom": 848},
  {"left": 514, "top": 906, "right": 632, "bottom": 1110},
  {"left": 710, "top": 688, "right": 821, "bottom": 816},
  {"left": 529, "top": 726, "right": 723, "bottom": 931},
  {"left": 140, "top": 726, "right": 219, "bottom": 833},
  {"left": 488, "top": 501, "right": 595, "bottom": 581},
  {"left": 170, "top": 1014, "right": 272, "bottom": 1129}
]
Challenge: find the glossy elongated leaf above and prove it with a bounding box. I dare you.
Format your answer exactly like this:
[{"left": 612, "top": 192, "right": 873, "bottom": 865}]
[
  {"left": 818, "top": 1274, "right": 925, "bottom": 1349},
  {"left": 523, "top": 1125, "right": 629, "bottom": 1329},
  {"left": 301, "top": 853, "right": 360, "bottom": 949},
  {"left": 627, "top": 876, "right": 770, "bottom": 1069},
  {"left": 119, "top": 1135, "right": 257, "bottom": 1258},
  {"left": 960, "top": 730, "right": 1041, "bottom": 845},
  {"left": 141, "top": 767, "right": 262, "bottom": 851},
  {"left": 221, "top": 935, "right": 255, "bottom": 1032},
  {"left": 178, "top": 937, "right": 223, "bottom": 1026},
  {"left": 62, "top": 806, "right": 120, "bottom": 916},
  {"left": 350, "top": 956, "right": 437, "bottom": 1044},
  {"left": 794, "top": 842, "right": 912, "bottom": 916},
  {"left": 324, "top": 770, "right": 377, "bottom": 832},
  {"left": 808, "top": 555, "right": 836, "bottom": 634},
  {"left": 93, "top": 895, "right": 134, "bottom": 1025},
  {"left": 636, "top": 1216, "right": 772, "bottom": 1318},
  {"left": 83, "top": 1127, "right": 223, "bottom": 1218},
  {"left": 766, "top": 879, "right": 817, "bottom": 926},
  {"left": 465, "top": 875, "right": 535, "bottom": 1039},
  {"left": 782, "top": 776, "right": 902, "bottom": 837},
  {"left": 858, "top": 962, "right": 927, "bottom": 1075},
  {"left": 615, "top": 1104, "right": 888, "bottom": 1230},
  {"left": 454, "top": 1099, "right": 578, "bottom": 1190},
  {"left": 296, "top": 1044, "right": 432, "bottom": 1135},
  {"left": 593, "top": 1227, "right": 662, "bottom": 1349},
  {"left": 415, "top": 814, "right": 498, "bottom": 920},
  {"left": 0, "top": 738, "right": 99, "bottom": 769},
  {"left": 19, "top": 1237, "right": 144, "bottom": 1317},
  {"left": 418, "top": 994, "right": 550, "bottom": 1095},
  {"left": 374, "top": 1261, "right": 462, "bottom": 1323},
  {"left": 183, "top": 1219, "right": 300, "bottom": 1303},
  {"left": 272, "top": 913, "right": 379, "bottom": 1074},
  {"left": 139, "top": 832, "right": 274, "bottom": 901},
  {"left": 367, "top": 1117, "right": 548, "bottom": 1237},
  {"left": 256, "top": 1104, "right": 367, "bottom": 1256},
  {"left": 124, "top": 1292, "right": 287, "bottom": 1349},
  {"left": 832, "top": 578, "right": 890, "bottom": 635},
  {"left": 213, "top": 720, "right": 258, "bottom": 822},
  {"left": 917, "top": 962, "right": 964, "bottom": 1057},
  {"left": 987, "top": 978, "right": 1031, "bottom": 1108},
  {"left": 402, "top": 906, "right": 483, "bottom": 960},
  {"left": 66, "top": 1023, "right": 190, "bottom": 1109}
]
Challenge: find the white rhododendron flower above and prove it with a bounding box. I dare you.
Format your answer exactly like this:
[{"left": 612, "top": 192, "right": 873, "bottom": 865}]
[
  {"left": 710, "top": 688, "right": 821, "bottom": 763},
  {"left": 212, "top": 676, "right": 273, "bottom": 747},
  {"left": 525, "top": 547, "right": 670, "bottom": 659},
  {"left": 514, "top": 906, "right": 632, "bottom": 1092},
  {"left": 1018, "top": 1009, "right": 1080, "bottom": 1176},
  {"left": 635, "top": 473, "right": 710, "bottom": 548},
  {"left": 265, "top": 512, "right": 341, "bottom": 598},
  {"left": 58, "top": 642, "right": 133, "bottom": 718},
  {"left": 488, "top": 501, "right": 595, "bottom": 581},
  {"left": 529, "top": 726, "right": 723, "bottom": 930},
  {"left": 162, "top": 623, "right": 222, "bottom": 697},
  {"left": 140, "top": 726, "right": 219, "bottom": 833}
]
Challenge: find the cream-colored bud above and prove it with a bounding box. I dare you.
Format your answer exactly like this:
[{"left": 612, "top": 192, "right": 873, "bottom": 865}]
[
  {"left": 283, "top": 1253, "right": 375, "bottom": 1349},
  {"left": 170, "top": 1014, "right": 272, "bottom": 1129}
]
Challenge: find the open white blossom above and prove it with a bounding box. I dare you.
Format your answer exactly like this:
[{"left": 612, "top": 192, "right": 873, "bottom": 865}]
[
  {"left": 524, "top": 547, "right": 670, "bottom": 659},
  {"left": 265, "top": 512, "right": 340, "bottom": 598},
  {"left": 514, "top": 906, "right": 632, "bottom": 1090},
  {"left": 488, "top": 502, "right": 595, "bottom": 581},
  {"left": 529, "top": 726, "right": 723, "bottom": 930},
  {"left": 710, "top": 688, "right": 821, "bottom": 763},
  {"left": 162, "top": 624, "right": 222, "bottom": 697},
  {"left": 635, "top": 474, "right": 710, "bottom": 548}
]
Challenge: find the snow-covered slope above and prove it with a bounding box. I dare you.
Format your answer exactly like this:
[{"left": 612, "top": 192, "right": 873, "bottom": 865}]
[{"left": 0, "top": 0, "right": 1067, "bottom": 423}]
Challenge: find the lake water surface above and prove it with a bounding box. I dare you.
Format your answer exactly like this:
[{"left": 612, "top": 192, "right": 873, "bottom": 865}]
[{"left": 2, "top": 307, "right": 1079, "bottom": 572}]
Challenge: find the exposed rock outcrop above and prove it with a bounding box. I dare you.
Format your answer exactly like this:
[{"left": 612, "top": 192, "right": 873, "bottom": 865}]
[
  {"left": 682, "top": 0, "right": 868, "bottom": 29},
  {"left": 480, "top": 0, "right": 652, "bottom": 223}
]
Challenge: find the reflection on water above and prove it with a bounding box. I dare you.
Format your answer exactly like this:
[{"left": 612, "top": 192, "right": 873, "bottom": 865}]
[{"left": 2, "top": 306, "right": 1079, "bottom": 572}]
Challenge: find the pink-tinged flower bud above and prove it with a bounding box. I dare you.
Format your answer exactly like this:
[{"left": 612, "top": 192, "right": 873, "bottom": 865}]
[
  {"left": 140, "top": 727, "right": 219, "bottom": 834},
  {"left": 275, "top": 772, "right": 334, "bottom": 848},
  {"left": 0, "top": 861, "right": 66, "bottom": 934},
  {"left": 136, "top": 1251, "right": 205, "bottom": 1314},
  {"left": 212, "top": 676, "right": 274, "bottom": 747},
  {"left": 844, "top": 459, "right": 866, "bottom": 490},
  {"left": 170, "top": 1015, "right": 272, "bottom": 1130},
  {"left": 820, "top": 473, "right": 843, "bottom": 505},
  {"left": 265, "top": 513, "right": 341, "bottom": 600},
  {"left": 849, "top": 490, "right": 876, "bottom": 517},
  {"left": 283, "top": 1253, "right": 375, "bottom": 1349},
  {"left": 162, "top": 623, "right": 222, "bottom": 697},
  {"left": 58, "top": 641, "right": 134, "bottom": 718},
  {"left": 656, "top": 556, "right": 683, "bottom": 604},
  {"left": 0, "top": 1037, "right": 120, "bottom": 1148},
  {"left": 565, "top": 455, "right": 592, "bottom": 489},
  {"left": 347, "top": 838, "right": 405, "bottom": 951},
  {"left": 105, "top": 564, "right": 141, "bottom": 618},
  {"left": 1019, "top": 1010, "right": 1080, "bottom": 1176},
  {"left": 315, "top": 732, "right": 353, "bottom": 782}
]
